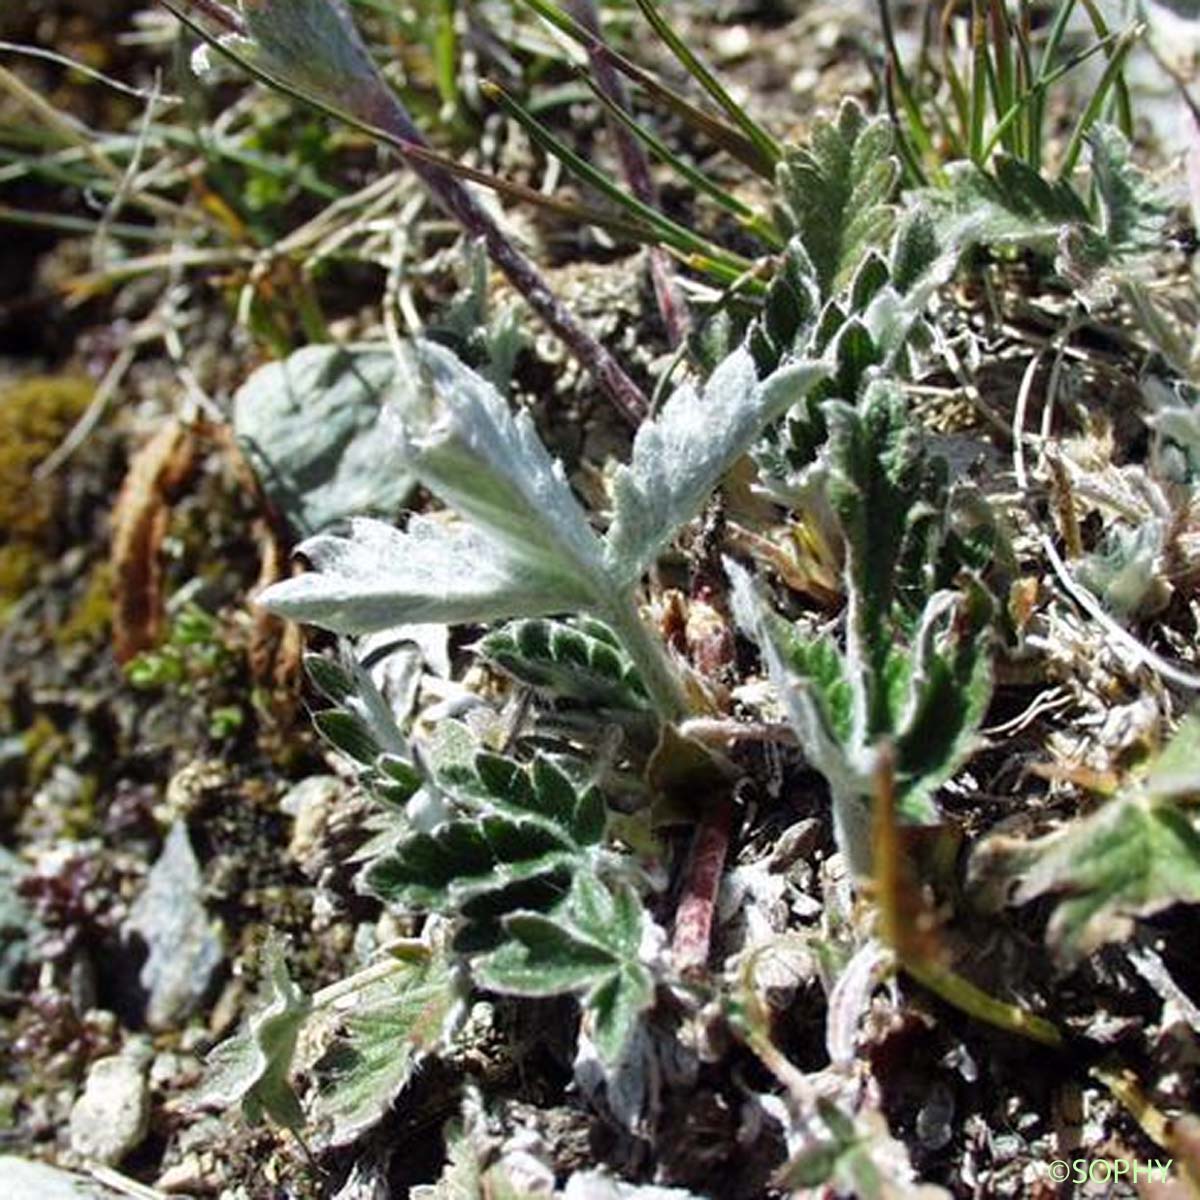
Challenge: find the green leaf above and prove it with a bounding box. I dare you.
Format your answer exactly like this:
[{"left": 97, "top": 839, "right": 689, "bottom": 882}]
[
  {"left": 314, "top": 948, "right": 455, "bottom": 1146},
  {"left": 774, "top": 100, "right": 900, "bottom": 298},
  {"left": 476, "top": 874, "right": 654, "bottom": 1063},
  {"left": 892, "top": 587, "right": 994, "bottom": 821},
  {"left": 926, "top": 154, "right": 1088, "bottom": 251},
  {"left": 778, "top": 1098, "right": 941, "bottom": 1199},
  {"left": 1143, "top": 714, "right": 1200, "bottom": 800},
  {"left": 388, "top": 338, "right": 612, "bottom": 603},
  {"left": 477, "top": 618, "right": 652, "bottom": 712},
  {"left": 196, "top": 936, "right": 311, "bottom": 1130},
  {"left": 363, "top": 750, "right": 609, "bottom": 946},
  {"left": 985, "top": 715, "right": 1200, "bottom": 964},
  {"left": 313, "top": 709, "right": 381, "bottom": 765},
  {"left": 728, "top": 560, "right": 870, "bottom": 865},
  {"left": 236, "top": 0, "right": 394, "bottom": 123},
  {"left": 730, "top": 385, "right": 997, "bottom": 875},
  {"left": 888, "top": 207, "right": 941, "bottom": 295},
  {"left": 1089, "top": 124, "right": 1170, "bottom": 257},
  {"left": 1011, "top": 796, "right": 1200, "bottom": 965},
  {"left": 750, "top": 240, "right": 822, "bottom": 372},
  {"left": 233, "top": 344, "right": 414, "bottom": 537},
  {"left": 824, "top": 385, "right": 924, "bottom": 687},
  {"left": 303, "top": 650, "right": 421, "bottom": 810},
  {"left": 260, "top": 514, "right": 594, "bottom": 632}
]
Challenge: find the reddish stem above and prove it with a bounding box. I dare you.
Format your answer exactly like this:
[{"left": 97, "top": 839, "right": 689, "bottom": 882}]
[
  {"left": 181, "top": 0, "right": 244, "bottom": 35},
  {"left": 176, "top": 0, "right": 648, "bottom": 425},
  {"left": 671, "top": 794, "right": 736, "bottom": 973}
]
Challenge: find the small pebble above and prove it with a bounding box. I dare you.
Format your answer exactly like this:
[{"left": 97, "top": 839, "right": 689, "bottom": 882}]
[{"left": 68, "top": 1042, "right": 151, "bottom": 1165}]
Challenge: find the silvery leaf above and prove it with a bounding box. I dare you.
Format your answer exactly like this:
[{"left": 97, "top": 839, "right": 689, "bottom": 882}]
[
  {"left": 259, "top": 515, "right": 594, "bottom": 634},
  {"left": 234, "top": 0, "right": 391, "bottom": 122},
  {"left": 388, "top": 340, "right": 611, "bottom": 601},
  {"left": 605, "top": 348, "right": 829, "bottom": 586}
]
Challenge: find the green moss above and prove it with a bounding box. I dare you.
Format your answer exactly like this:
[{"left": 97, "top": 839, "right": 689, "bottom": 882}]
[
  {"left": 55, "top": 562, "right": 114, "bottom": 647},
  {"left": 0, "top": 545, "right": 44, "bottom": 618},
  {"left": 0, "top": 375, "right": 95, "bottom": 609}
]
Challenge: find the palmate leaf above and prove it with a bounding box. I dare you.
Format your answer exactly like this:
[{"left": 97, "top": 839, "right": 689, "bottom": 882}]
[
  {"left": 774, "top": 99, "right": 900, "bottom": 299},
  {"left": 314, "top": 947, "right": 455, "bottom": 1146},
  {"left": 928, "top": 154, "right": 1089, "bottom": 251},
  {"left": 926, "top": 125, "right": 1169, "bottom": 283},
  {"left": 196, "top": 936, "right": 311, "bottom": 1130},
  {"left": 979, "top": 716, "right": 1200, "bottom": 965},
  {"left": 891, "top": 585, "right": 994, "bottom": 818},
  {"left": 258, "top": 336, "right": 613, "bottom": 637},
  {"left": 731, "top": 385, "right": 997, "bottom": 876},
  {"left": 728, "top": 560, "right": 873, "bottom": 869},
  {"left": 750, "top": 208, "right": 950, "bottom": 509},
  {"left": 477, "top": 618, "right": 652, "bottom": 712},
  {"left": 388, "top": 339, "right": 611, "bottom": 596},
  {"left": 604, "top": 346, "right": 828, "bottom": 586},
  {"left": 1016, "top": 798, "right": 1200, "bottom": 964},
  {"left": 476, "top": 873, "right": 654, "bottom": 1064}
]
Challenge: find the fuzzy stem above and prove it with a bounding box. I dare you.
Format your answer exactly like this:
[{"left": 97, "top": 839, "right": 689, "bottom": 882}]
[{"left": 602, "top": 595, "right": 688, "bottom": 722}]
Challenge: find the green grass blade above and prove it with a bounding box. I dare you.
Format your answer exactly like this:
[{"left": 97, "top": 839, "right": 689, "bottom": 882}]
[
  {"left": 1077, "top": 0, "right": 1135, "bottom": 141},
  {"left": 1012, "top": 1, "right": 1035, "bottom": 164},
  {"left": 969, "top": 0, "right": 989, "bottom": 164},
  {"left": 629, "top": 0, "right": 780, "bottom": 171},
  {"left": 1031, "top": 0, "right": 1081, "bottom": 169},
  {"left": 575, "top": 69, "right": 784, "bottom": 249},
  {"left": 979, "top": 31, "right": 1119, "bottom": 165},
  {"left": 1059, "top": 21, "right": 1142, "bottom": 178},
  {"left": 160, "top": 1, "right": 665, "bottom": 246},
  {"left": 433, "top": 0, "right": 459, "bottom": 117},
  {"left": 878, "top": 0, "right": 936, "bottom": 184},
  {"left": 987, "top": 0, "right": 1018, "bottom": 155},
  {"left": 938, "top": 2, "right": 971, "bottom": 143},
  {"left": 481, "top": 79, "right": 755, "bottom": 272},
  {"left": 513, "top": 0, "right": 774, "bottom": 176}
]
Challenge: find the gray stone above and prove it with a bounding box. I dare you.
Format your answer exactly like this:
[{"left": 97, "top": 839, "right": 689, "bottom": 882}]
[
  {"left": 68, "top": 1044, "right": 152, "bottom": 1165},
  {"left": 0, "top": 1156, "right": 124, "bottom": 1199},
  {"left": 125, "top": 821, "right": 224, "bottom": 1030},
  {"left": 233, "top": 343, "right": 414, "bottom": 536}
]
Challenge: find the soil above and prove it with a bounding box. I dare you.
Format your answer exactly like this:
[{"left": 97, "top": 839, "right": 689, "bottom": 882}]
[{"left": 2, "top": 2, "right": 1199, "bottom": 1198}]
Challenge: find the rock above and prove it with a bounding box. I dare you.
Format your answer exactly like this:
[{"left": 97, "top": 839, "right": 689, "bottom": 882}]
[
  {"left": 0, "top": 1156, "right": 125, "bottom": 1199},
  {"left": 280, "top": 775, "right": 345, "bottom": 871},
  {"left": 155, "top": 1154, "right": 212, "bottom": 1194},
  {"left": 232, "top": 343, "right": 414, "bottom": 535},
  {"left": 68, "top": 1043, "right": 152, "bottom": 1165},
  {"left": 124, "top": 820, "right": 224, "bottom": 1030}
]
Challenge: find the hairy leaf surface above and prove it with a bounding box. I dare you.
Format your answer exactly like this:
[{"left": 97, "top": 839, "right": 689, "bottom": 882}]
[
  {"left": 314, "top": 947, "right": 455, "bottom": 1146},
  {"left": 476, "top": 873, "right": 654, "bottom": 1063},
  {"left": 196, "top": 936, "right": 311, "bottom": 1129},
  {"left": 605, "top": 347, "right": 828, "bottom": 584}
]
